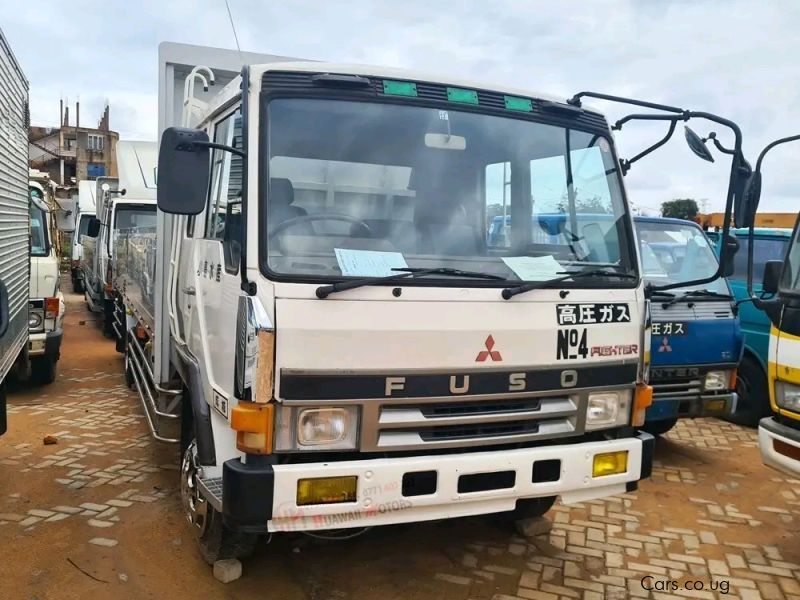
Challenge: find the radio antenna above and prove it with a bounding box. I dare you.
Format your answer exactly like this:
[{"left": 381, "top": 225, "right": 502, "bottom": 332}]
[{"left": 224, "top": 0, "right": 244, "bottom": 63}]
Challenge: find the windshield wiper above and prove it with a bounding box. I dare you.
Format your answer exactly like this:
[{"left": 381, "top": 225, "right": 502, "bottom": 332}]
[
  {"left": 316, "top": 267, "right": 507, "bottom": 299},
  {"left": 502, "top": 268, "right": 637, "bottom": 300},
  {"left": 660, "top": 289, "right": 732, "bottom": 308}
]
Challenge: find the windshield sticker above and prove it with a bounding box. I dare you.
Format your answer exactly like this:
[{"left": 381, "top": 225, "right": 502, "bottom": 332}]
[
  {"left": 334, "top": 248, "right": 408, "bottom": 277},
  {"left": 502, "top": 255, "right": 562, "bottom": 281},
  {"left": 557, "top": 303, "right": 631, "bottom": 325},
  {"left": 651, "top": 322, "right": 687, "bottom": 336},
  {"left": 557, "top": 328, "right": 588, "bottom": 360}
]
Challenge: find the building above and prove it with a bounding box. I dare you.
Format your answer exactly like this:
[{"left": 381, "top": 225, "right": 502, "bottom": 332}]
[{"left": 28, "top": 100, "right": 119, "bottom": 185}]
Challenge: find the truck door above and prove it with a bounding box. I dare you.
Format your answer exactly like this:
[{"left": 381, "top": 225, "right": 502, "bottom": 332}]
[{"left": 180, "top": 108, "right": 244, "bottom": 400}]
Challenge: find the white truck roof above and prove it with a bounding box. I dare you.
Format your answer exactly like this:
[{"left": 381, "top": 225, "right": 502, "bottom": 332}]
[
  {"left": 77, "top": 180, "right": 96, "bottom": 213},
  {"left": 116, "top": 140, "right": 157, "bottom": 202}
]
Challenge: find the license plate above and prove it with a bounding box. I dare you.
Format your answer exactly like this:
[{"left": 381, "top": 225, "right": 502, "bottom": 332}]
[{"left": 29, "top": 340, "right": 45, "bottom": 353}]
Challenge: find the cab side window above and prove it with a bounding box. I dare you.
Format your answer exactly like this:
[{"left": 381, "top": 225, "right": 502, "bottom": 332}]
[{"left": 206, "top": 109, "right": 244, "bottom": 272}]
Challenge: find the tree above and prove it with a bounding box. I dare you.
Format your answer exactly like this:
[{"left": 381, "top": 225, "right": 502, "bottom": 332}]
[{"left": 660, "top": 199, "right": 699, "bottom": 220}]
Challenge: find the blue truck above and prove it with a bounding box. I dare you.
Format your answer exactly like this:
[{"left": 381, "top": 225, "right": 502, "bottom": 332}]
[
  {"left": 707, "top": 227, "right": 792, "bottom": 425},
  {"left": 635, "top": 217, "right": 743, "bottom": 435}
]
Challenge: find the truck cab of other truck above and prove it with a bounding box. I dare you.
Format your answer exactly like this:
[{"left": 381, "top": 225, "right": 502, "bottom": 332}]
[
  {"left": 635, "top": 217, "right": 741, "bottom": 435},
  {"left": 83, "top": 181, "right": 156, "bottom": 335},
  {"left": 70, "top": 180, "right": 97, "bottom": 294},
  {"left": 758, "top": 223, "right": 800, "bottom": 477},
  {"left": 26, "top": 183, "right": 65, "bottom": 384},
  {"left": 708, "top": 227, "right": 792, "bottom": 425}
]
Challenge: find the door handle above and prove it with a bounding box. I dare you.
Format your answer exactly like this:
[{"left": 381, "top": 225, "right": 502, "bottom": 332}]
[{"left": 182, "top": 286, "right": 196, "bottom": 296}]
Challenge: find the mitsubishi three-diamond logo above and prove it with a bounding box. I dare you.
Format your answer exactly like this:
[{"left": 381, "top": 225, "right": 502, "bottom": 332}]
[{"left": 475, "top": 335, "right": 503, "bottom": 362}]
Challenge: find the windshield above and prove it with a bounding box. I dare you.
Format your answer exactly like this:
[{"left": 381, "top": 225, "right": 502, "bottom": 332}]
[
  {"left": 781, "top": 226, "right": 800, "bottom": 293},
  {"left": 635, "top": 219, "right": 728, "bottom": 295},
  {"left": 77, "top": 214, "right": 92, "bottom": 238},
  {"left": 30, "top": 200, "right": 49, "bottom": 257},
  {"left": 264, "top": 98, "right": 635, "bottom": 285},
  {"left": 114, "top": 205, "right": 156, "bottom": 230}
]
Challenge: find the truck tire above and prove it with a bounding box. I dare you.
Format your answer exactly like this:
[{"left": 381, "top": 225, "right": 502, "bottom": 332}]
[
  {"left": 728, "top": 355, "right": 768, "bottom": 427},
  {"left": 73, "top": 276, "right": 84, "bottom": 294},
  {"left": 490, "top": 496, "right": 557, "bottom": 526},
  {"left": 181, "top": 440, "right": 258, "bottom": 565},
  {"left": 642, "top": 417, "right": 678, "bottom": 436},
  {"left": 31, "top": 356, "right": 57, "bottom": 385}
]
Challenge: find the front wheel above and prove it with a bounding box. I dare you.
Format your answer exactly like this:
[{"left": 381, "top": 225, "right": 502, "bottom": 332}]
[
  {"left": 642, "top": 417, "right": 678, "bottom": 436},
  {"left": 31, "top": 356, "right": 57, "bottom": 385},
  {"left": 728, "top": 355, "right": 768, "bottom": 427},
  {"left": 72, "top": 277, "right": 84, "bottom": 294},
  {"left": 181, "top": 441, "right": 258, "bottom": 565}
]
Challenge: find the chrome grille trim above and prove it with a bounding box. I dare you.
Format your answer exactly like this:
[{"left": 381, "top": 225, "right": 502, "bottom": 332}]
[
  {"left": 651, "top": 378, "right": 703, "bottom": 400},
  {"left": 650, "top": 300, "right": 733, "bottom": 321}
]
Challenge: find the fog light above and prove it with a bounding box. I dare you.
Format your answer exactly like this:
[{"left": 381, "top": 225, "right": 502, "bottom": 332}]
[
  {"left": 297, "top": 408, "right": 355, "bottom": 447},
  {"left": 592, "top": 451, "right": 628, "bottom": 478},
  {"left": 705, "top": 399, "right": 727, "bottom": 413},
  {"left": 297, "top": 476, "right": 358, "bottom": 506},
  {"left": 704, "top": 370, "right": 727, "bottom": 391}
]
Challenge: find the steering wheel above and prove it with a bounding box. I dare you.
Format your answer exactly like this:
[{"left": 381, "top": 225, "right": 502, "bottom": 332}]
[{"left": 271, "top": 214, "right": 372, "bottom": 255}]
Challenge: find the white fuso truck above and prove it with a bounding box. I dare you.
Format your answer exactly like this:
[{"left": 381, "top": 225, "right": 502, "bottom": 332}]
[
  {"left": 83, "top": 141, "right": 157, "bottom": 336},
  {"left": 0, "top": 27, "right": 31, "bottom": 433},
  {"left": 114, "top": 42, "right": 657, "bottom": 564}
]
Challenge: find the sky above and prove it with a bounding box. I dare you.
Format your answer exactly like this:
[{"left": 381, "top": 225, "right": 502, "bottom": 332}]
[{"left": 3, "top": 0, "right": 800, "bottom": 213}]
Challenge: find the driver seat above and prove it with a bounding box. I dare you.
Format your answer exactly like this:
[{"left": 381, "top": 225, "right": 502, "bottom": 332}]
[{"left": 268, "top": 178, "right": 308, "bottom": 233}]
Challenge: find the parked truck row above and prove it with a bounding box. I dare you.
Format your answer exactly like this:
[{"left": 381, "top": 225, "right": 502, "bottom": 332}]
[{"left": 2, "top": 31, "right": 798, "bottom": 574}]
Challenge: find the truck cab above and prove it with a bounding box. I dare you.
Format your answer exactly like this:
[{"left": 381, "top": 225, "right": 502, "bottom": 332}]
[
  {"left": 758, "top": 223, "right": 800, "bottom": 477},
  {"left": 709, "top": 227, "right": 792, "bottom": 424},
  {"left": 83, "top": 142, "right": 157, "bottom": 334},
  {"left": 26, "top": 181, "right": 65, "bottom": 384},
  {"left": 635, "top": 217, "right": 741, "bottom": 435},
  {"left": 70, "top": 180, "right": 97, "bottom": 294}
]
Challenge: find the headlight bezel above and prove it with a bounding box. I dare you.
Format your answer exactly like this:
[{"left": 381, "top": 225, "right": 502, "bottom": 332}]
[
  {"left": 775, "top": 380, "right": 800, "bottom": 413},
  {"left": 275, "top": 405, "right": 360, "bottom": 451},
  {"left": 703, "top": 370, "right": 729, "bottom": 392},
  {"left": 585, "top": 390, "right": 632, "bottom": 431}
]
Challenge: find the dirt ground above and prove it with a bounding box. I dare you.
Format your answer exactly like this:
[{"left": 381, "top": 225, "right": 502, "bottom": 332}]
[{"left": 0, "top": 286, "right": 798, "bottom": 600}]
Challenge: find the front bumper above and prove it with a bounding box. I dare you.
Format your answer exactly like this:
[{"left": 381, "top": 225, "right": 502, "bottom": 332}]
[
  {"left": 645, "top": 392, "right": 737, "bottom": 422},
  {"left": 28, "top": 328, "right": 63, "bottom": 358},
  {"left": 218, "top": 432, "right": 654, "bottom": 533},
  {"left": 759, "top": 417, "right": 800, "bottom": 478}
]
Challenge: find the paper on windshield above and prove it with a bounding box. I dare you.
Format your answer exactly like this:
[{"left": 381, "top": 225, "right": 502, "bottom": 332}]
[
  {"left": 334, "top": 248, "right": 408, "bottom": 277},
  {"left": 502, "top": 256, "right": 563, "bottom": 281}
]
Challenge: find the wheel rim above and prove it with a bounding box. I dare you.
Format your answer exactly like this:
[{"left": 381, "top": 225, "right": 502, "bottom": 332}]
[{"left": 180, "top": 442, "right": 209, "bottom": 537}]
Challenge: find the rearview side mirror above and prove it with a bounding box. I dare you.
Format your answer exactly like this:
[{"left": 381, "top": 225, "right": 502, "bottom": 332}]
[
  {"left": 762, "top": 259, "right": 783, "bottom": 295},
  {"left": 86, "top": 217, "right": 101, "bottom": 238},
  {"left": 735, "top": 170, "right": 761, "bottom": 229},
  {"left": 720, "top": 233, "right": 739, "bottom": 278},
  {"left": 684, "top": 127, "right": 715, "bottom": 162},
  {"left": 157, "top": 127, "right": 210, "bottom": 215}
]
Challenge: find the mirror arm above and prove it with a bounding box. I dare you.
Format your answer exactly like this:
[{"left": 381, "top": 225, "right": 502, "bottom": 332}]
[
  {"left": 186, "top": 140, "right": 247, "bottom": 159},
  {"left": 755, "top": 133, "right": 800, "bottom": 173},
  {"left": 704, "top": 132, "right": 736, "bottom": 156},
  {"left": 616, "top": 120, "right": 677, "bottom": 175},
  {"left": 568, "top": 91, "right": 684, "bottom": 114}
]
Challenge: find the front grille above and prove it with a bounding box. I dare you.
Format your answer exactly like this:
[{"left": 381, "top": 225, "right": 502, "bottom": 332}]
[
  {"left": 650, "top": 300, "right": 733, "bottom": 321},
  {"left": 651, "top": 376, "right": 703, "bottom": 401},
  {"left": 366, "top": 394, "right": 579, "bottom": 451},
  {"left": 419, "top": 420, "right": 540, "bottom": 442}
]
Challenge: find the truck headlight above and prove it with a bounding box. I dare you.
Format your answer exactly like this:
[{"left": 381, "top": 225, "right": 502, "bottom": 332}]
[
  {"left": 585, "top": 390, "right": 631, "bottom": 431},
  {"left": 28, "top": 311, "right": 43, "bottom": 330},
  {"left": 775, "top": 381, "right": 800, "bottom": 412},
  {"left": 275, "top": 405, "right": 359, "bottom": 451},
  {"left": 703, "top": 370, "right": 728, "bottom": 391}
]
